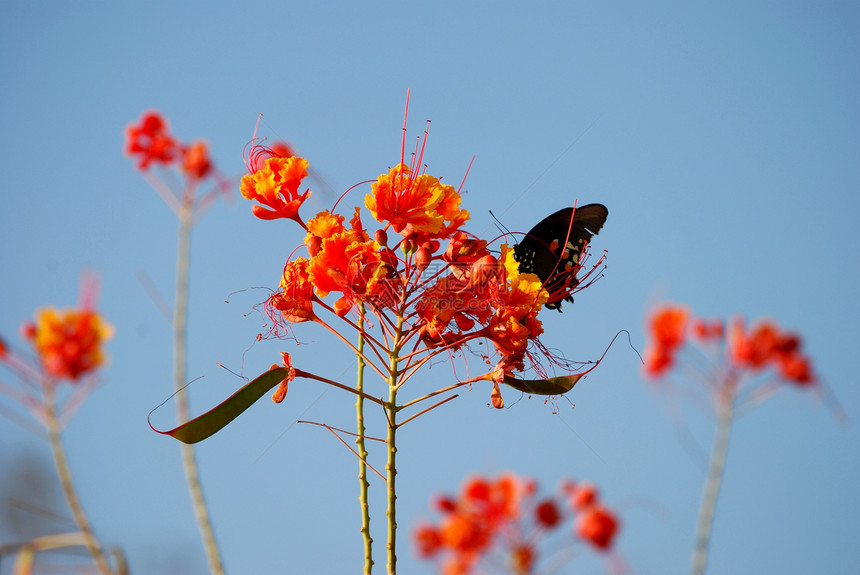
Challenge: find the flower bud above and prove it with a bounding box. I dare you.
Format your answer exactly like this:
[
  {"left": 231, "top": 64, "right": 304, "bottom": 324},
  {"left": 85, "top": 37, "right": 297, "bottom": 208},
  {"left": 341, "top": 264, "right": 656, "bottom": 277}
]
[
  {"left": 375, "top": 228, "right": 388, "bottom": 246},
  {"left": 491, "top": 382, "right": 504, "bottom": 409},
  {"left": 415, "top": 247, "right": 433, "bottom": 273}
]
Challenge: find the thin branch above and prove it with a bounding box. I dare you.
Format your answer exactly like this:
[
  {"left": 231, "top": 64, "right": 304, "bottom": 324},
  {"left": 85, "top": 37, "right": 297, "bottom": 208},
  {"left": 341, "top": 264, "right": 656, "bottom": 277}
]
[
  {"left": 397, "top": 373, "right": 490, "bottom": 411},
  {"left": 299, "top": 421, "right": 386, "bottom": 482},
  {"left": 297, "top": 420, "right": 385, "bottom": 443},
  {"left": 294, "top": 369, "right": 386, "bottom": 407},
  {"left": 44, "top": 383, "right": 114, "bottom": 575},
  {"left": 134, "top": 268, "right": 172, "bottom": 321},
  {"left": 398, "top": 394, "right": 459, "bottom": 427}
]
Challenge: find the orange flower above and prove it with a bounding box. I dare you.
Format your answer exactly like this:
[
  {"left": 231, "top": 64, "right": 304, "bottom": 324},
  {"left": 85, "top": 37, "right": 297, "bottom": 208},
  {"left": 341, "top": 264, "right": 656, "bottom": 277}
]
[
  {"left": 306, "top": 210, "right": 348, "bottom": 242},
  {"left": 482, "top": 246, "right": 548, "bottom": 375},
  {"left": 643, "top": 305, "right": 690, "bottom": 379},
  {"left": 647, "top": 306, "right": 819, "bottom": 403},
  {"left": 244, "top": 140, "right": 296, "bottom": 174},
  {"left": 692, "top": 318, "right": 723, "bottom": 340},
  {"left": 267, "top": 258, "right": 316, "bottom": 324},
  {"left": 728, "top": 319, "right": 816, "bottom": 385},
  {"left": 365, "top": 164, "right": 469, "bottom": 237},
  {"left": 575, "top": 505, "right": 619, "bottom": 551},
  {"left": 510, "top": 543, "right": 535, "bottom": 575},
  {"left": 569, "top": 482, "right": 597, "bottom": 511},
  {"left": 643, "top": 345, "right": 674, "bottom": 378},
  {"left": 649, "top": 305, "right": 689, "bottom": 350},
  {"left": 441, "top": 555, "right": 475, "bottom": 575},
  {"left": 775, "top": 352, "right": 814, "bottom": 385},
  {"left": 729, "top": 319, "right": 780, "bottom": 369},
  {"left": 440, "top": 511, "right": 491, "bottom": 554},
  {"left": 181, "top": 140, "right": 212, "bottom": 180},
  {"left": 271, "top": 352, "right": 297, "bottom": 403},
  {"left": 415, "top": 472, "right": 620, "bottom": 573},
  {"left": 414, "top": 523, "right": 443, "bottom": 558},
  {"left": 125, "top": 111, "right": 179, "bottom": 169},
  {"left": 24, "top": 307, "right": 114, "bottom": 381},
  {"left": 490, "top": 382, "right": 505, "bottom": 409},
  {"left": 416, "top": 273, "right": 493, "bottom": 347},
  {"left": 240, "top": 155, "right": 311, "bottom": 222},
  {"left": 307, "top": 237, "right": 384, "bottom": 296}
]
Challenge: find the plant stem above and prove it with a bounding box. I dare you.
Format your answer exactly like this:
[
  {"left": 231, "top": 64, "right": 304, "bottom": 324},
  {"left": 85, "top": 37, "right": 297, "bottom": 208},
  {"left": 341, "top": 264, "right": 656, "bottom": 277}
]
[
  {"left": 43, "top": 382, "right": 113, "bottom": 575},
  {"left": 175, "top": 192, "right": 225, "bottom": 575},
  {"left": 385, "top": 315, "right": 405, "bottom": 575},
  {"left": 356, "top": 304, "right": 374, "bottom": 574},
  {"left": 690, "top": 392, "right": 734, "bottom": 575},
  {"left": 385, "top": 387, "right": 398, "bottom": 575}
]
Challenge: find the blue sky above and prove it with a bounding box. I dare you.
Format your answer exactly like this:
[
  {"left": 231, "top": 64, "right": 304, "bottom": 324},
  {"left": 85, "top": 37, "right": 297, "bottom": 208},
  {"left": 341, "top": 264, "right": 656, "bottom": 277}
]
[{"left": 1, "top": 2, "right": 858, "bottom": 574}]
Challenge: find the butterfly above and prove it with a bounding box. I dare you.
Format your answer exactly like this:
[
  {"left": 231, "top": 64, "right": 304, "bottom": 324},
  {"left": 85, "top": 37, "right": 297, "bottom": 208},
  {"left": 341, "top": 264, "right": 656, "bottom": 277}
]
[{"left": 513, "top": 204, "right": 608, "bottom": 311}]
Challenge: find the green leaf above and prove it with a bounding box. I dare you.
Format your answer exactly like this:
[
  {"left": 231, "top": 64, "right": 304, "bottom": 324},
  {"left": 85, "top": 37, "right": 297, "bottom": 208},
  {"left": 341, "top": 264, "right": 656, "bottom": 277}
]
[
  {"left": 150, "top": 367, "right": 288, "bottom": 444},
  {"left": 502, "top": 373, "right": 584, "bottom": 395}
]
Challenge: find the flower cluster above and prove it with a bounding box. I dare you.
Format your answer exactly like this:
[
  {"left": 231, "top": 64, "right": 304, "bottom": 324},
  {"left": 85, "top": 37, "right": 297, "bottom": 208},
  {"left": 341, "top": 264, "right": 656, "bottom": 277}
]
[
  {"left": 20, "top": 306, "right": 114, "bottom": 381},
  {"left": 564, "top": 480, "right": 620, "bottom": 551},
  {"left": 413, "top": 473, "right": 620, "bottom": 575},
  {"left": 1, "top": 279, "right": 113, "bottom": 425},
  {"left": 239, "top": 128, "right": 598, "bottom": 402},
  {"left": 644, "top": 303, "right": 816, "bottom": 387},
  {"left": 125, "top": 111, "right": 214, "bottom": 181}
]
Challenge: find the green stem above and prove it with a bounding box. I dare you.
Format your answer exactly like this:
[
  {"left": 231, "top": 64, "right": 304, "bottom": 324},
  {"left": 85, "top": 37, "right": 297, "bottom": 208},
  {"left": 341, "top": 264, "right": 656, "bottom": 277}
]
[
  {"left": 43, "top": 382, "right": 113, "bottom": 575},
  {"left": 690, "top": 392, "right": 735, "bottom": 575},
  {"left": 385, "top": 388, "right": 398, "bottom": 575},
  {"left": 385, "top": 315, "right": 405, "bottom": 575},
  {"left": 356, "top": 304, "right": 374, "bottom": 574},
  {"left": 175, "top": 193, "right": 225, "bottom": 575}
]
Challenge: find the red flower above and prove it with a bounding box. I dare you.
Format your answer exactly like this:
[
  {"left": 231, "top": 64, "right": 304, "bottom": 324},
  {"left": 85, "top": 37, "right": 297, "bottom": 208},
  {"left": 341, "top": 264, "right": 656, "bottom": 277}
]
[
  {"left": 643, "top": 344, "right": 674, "bottom": 378},
  {"left": 570, "top": 482, "right": 597, "bottom": 511},
  {"left": 650, "top": 305, "right": 689, "bottom": 349},
  {"left": 415, "top": 473, "right": 622, "bottom": 573},
  {"left": 775, "top": 352, "right": 814, "bottom": 385},
  {"left": 181, "top": 140, "right": 212, "bottom": 180},
  {"left": 414, "top": 523, "right": 443, "bottom": 558},
  {"left": 729, "top": 319, "right": 780, "bottom": 370},
  {"left": 692, "top": 318, "right": 723, "bottom": 340},
  {"left": 575, "top": 505, "right": 619, "bottom": 551},
  {"left": 643, "top": 305, "right": 690, "bottom": 378},
  {"left": 646, "top": 304, "right": 819, "bottom": 400},
  {"left": 125, "top": 111, "right": 179, "bottom": 169}
]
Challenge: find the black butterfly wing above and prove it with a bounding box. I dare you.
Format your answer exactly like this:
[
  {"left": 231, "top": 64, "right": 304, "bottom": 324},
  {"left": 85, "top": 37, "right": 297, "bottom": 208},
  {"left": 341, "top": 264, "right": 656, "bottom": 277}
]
[{"left": 514, "top": 204, "right": 608, "bottom": 311}]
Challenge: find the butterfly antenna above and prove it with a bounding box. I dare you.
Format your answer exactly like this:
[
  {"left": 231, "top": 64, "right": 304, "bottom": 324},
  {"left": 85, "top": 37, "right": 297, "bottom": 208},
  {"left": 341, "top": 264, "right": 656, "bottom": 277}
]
[{"left": 488, "top": 210, "right": 514, "bottom": 243}]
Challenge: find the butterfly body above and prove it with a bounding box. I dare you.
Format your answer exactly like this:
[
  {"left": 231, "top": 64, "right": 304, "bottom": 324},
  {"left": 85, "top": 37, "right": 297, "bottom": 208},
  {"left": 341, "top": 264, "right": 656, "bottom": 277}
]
[{"left": 513, "top": 204, "right": 608, "bottom": 311}]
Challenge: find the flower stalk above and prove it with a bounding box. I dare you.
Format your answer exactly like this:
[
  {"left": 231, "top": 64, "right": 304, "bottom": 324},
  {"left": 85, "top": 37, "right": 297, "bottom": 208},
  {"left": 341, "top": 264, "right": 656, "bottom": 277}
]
[
  {"left": 43, "top": 381, "right": 114, "bottom": 575},
  {"left": 355, "top": 304, "right": 374, "bottom": 574},
  {"left": 125, "top": 111, "right": 228, "bottom": 575},
  {"left": 690, "top": 389, "right": 734, "bottom": 575},
  {"left": 642, "top": 304, "right": 820, "bottom": 575},
  {"left": 174, "top": 190, "right": 225, "bottom": 575},
  {"left": 385, "top": 313, "right": 405, "bottom": 575}
]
